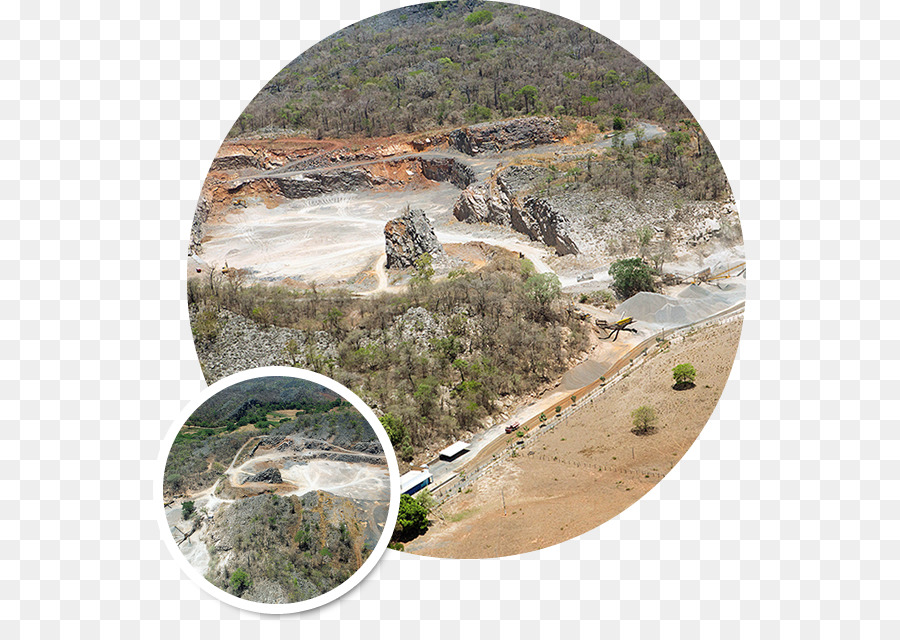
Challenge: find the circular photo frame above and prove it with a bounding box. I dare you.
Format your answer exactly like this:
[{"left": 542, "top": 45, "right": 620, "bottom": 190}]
[
  {"left": 186, "top": 1, "right": 744, "bottom": 559},
  {"left": 156, "top": 366, "right": 400, "bottom": 613}
]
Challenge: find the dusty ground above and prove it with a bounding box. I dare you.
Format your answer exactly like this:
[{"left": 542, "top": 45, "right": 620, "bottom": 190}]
[{"left": 405, "top": 315, "right": 743, "bottom": 559}]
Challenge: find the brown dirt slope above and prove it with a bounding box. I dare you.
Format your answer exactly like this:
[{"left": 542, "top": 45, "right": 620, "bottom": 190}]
[{"left": 405, "top": 316, "right": 742, "bottom": 559}]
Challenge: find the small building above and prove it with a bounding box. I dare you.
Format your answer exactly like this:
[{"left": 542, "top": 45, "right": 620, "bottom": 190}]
[
  {"left": 438, "top": 441, "right": 470, "bottom": 462},
  {"left": 400, "top": 467, "right": 433, "bottom": 496}
]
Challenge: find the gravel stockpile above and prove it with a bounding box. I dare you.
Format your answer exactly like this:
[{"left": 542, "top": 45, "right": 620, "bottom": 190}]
[{"left": 615, "top": 282, "right": 744, "bottom": 328}]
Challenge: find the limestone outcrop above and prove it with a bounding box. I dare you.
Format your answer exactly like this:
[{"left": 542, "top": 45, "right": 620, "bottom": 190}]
[
  {"left": 242, "top": 467, "right": 283, "bottom": 485},
  {"left": 447, "top": 117, "right": 565, "bottom": 155},
  {"left": 416, "top": 157, "right": 475, "bottom": 188},
  {"left": 210, "top": 154, "right": 261, "bottom": 171},
  {"left": 384, "top": 208, "right": 447, "bottom": 269},
  {"left": 453, "top": 176, "right": 578, "bottom": 256},
  {"left": 228, "top": 169, "right": 381, "bottom": 201}
]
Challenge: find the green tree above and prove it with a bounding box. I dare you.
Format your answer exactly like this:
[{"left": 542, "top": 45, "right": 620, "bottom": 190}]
[
  {"left": 608, "top": 258, "right": 655, "bottom": 299},
  {"left": 516, "top": 85, "right": 538, "bottom": 112},
  {"left": 410, "top": 253, "right": 434, "bottom": 286},
  {"left": 465, "top": 103, "right": 492, "bottom": 123},
  {"left": 667, "top": 130, "right": 691, "bottom": 155},
  {"left": 524, "top": 272, "right": 561, "bottom": 308},
  {"left": 181, "top": 501, "right": 195, "bottom": 519},
  {"left": 415, "top": 489, "right": 435, "bottom": 513},
  {"left": 672, "top": 363, "right": 697, "bottom": 388},
  {"left": 191, "top": 309, "right": 221, "bottom": 344},
  {"left": 294, "top": 526, "right": 312, "bottom": 550},
  {"left": 379, "top": 413, "right": 406, "bottom": 447},
  {"left": 324, "top": 308, "right": 344, "bottom": 333},
  {"left": 632, "top": 125, "right": 645, "bottom": 148},
  {"left": 393, "top": 494, "right": 431, "bottom": 542},
  {"left": 604, "top": 69, "right": 620, "bottom": 88},
  {"left": 229, "top": 568, "right": 252, "bottom": 595},
  {"left": 465, "top": 9, "right": 494, "bottom": 26},
  {"left": 631, "top": 405, "right": 658, "bottom": 435},
  {"left": 400, "top": 436, "right": 414, "bottom": 462}
]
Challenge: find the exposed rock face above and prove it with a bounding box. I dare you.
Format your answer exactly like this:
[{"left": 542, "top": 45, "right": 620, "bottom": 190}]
[
  {"left": 189, "top": 193, "right": 210, "bottom": 256},
  {"left": 225, "top": 157, "right": 473, "bottom": 203},
  {"left": 229, "top": 169, "right": 381, "bottom": 201},
  {"left": 453, "top": 176, "right": 578, "bottom": 256},
  {"left": 384, "top": 208, "right": 447, "bottom": 269},
  {"left": 520, "top": 196, "right": 579, "bottom": 256},
  {"left": 351, "top": 441, "right": 384, "bottom": 455},
  {"left": 454, "top": 177, "right": 515, "bottom": 226},
  {"left": 263, "top": 439, "right": 387, "bottom": 465},
  {"left": 447, "top": 117, "right": 565, "bottom": 155},
  {"left": 242, "top": 467, "right": 283, "bottom": 485},
  {"left": 210, "top": 154, "right": 261, "bottom": 171},
  {"left": 416, "top": 157, "right": 475, "bottom": 188}
]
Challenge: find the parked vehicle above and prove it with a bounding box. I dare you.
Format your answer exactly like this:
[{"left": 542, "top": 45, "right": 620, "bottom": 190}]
[{"left": 505, "top": 421, "right": 521, "bottom": 434}]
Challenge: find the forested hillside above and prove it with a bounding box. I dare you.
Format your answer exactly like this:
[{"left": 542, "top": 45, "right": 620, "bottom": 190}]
[
  {"left": 189, "top": 377, "right": 343, "bottom": 428},
  {"left": 229, "top": 1, "right": 692, "bottom": 138},
  {"left": 189, "top": 256, "right": 589, "bottom": 462},
  {"left": 166, "top": 404, "right": 377, "bottom": 496}
]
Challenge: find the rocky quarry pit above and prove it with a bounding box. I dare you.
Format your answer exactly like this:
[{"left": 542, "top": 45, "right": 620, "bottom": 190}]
[
  {"left": 190, "top": 116, "right": 741, "bottom": 293},
  {"left": 165, "top": 426, "right": 390, "bottom": 604}
]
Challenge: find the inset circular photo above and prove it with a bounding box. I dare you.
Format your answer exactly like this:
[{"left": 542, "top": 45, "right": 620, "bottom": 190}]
[
  {"left": 187, "top": 1, "right": 744, "bottom": 558},
  {"left": 157, "top": 368, "right": 399, "bottom": 613}
]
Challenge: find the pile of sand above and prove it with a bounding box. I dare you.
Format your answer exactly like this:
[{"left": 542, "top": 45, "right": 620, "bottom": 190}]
[{"left": 615, "top": 283, "right": 744, "bottom": 328}]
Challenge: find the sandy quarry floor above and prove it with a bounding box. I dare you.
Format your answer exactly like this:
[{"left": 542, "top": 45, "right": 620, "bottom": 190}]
[
  {"left": 404, "top": 315, "right": 743, "bottom": 559},
  {"left": 195, "top": 182, "right": 581, "bottom": 286}
]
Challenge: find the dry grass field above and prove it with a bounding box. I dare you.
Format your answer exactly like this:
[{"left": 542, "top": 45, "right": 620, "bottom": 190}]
[{"left": 405, "top": 316, "right": 743, "bottom": 558}]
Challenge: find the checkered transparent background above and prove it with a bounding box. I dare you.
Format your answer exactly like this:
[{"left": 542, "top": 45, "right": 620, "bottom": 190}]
[{"left": 1, "top": 0, "right": 895, "bottom": 635}]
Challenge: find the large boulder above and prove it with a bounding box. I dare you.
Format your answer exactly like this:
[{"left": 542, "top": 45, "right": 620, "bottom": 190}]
[{"left": 384, "top": 208, "right": 447, "bottom": 269}]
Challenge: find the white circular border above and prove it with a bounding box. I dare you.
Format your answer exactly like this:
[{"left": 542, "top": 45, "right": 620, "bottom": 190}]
[{"left": 155, "top": 366, "right": 401, "bottom": 614}]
